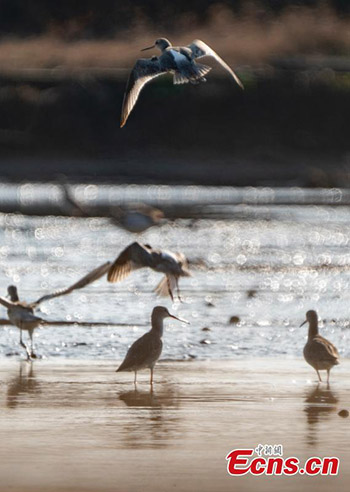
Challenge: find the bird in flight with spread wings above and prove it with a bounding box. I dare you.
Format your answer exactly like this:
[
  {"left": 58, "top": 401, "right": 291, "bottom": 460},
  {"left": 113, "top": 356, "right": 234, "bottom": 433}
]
[
  {"left": 107, "top": 242, "right": 191, "bottom": 301},
  {"left": 120, "top": 38, "right": 244, "bottom": 127}
]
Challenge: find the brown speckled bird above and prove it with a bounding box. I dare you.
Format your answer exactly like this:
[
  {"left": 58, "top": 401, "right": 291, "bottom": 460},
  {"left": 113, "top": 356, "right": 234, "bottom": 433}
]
[{"left": 301, "top": 310, "right": 339, "bottom": 383}]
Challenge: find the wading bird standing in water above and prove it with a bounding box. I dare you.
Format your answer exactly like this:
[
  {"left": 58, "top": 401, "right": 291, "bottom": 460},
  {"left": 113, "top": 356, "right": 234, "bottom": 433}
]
[
  {"left": 116, "top": 306, "right": 189, "bottom": 385},
  {"left": 0, "top": 297, "right": 43, "bottom": 360},
  {"left": 301, "top": 310, "right": 339, "bottom": 383},
  {"left": 107, "top": 242, "right": 191, "bottom": 301},
  {"left": 120, "top": 38, "right": 244, "bottom": 127},
  {"left": 0, "top": 262, "right": 111, "bottom": 359}
]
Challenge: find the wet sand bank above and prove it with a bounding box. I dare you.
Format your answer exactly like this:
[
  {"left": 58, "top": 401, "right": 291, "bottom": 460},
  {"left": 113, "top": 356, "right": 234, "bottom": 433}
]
[{"left": 0, "top": 358, "right": 349, "bottom": 492}]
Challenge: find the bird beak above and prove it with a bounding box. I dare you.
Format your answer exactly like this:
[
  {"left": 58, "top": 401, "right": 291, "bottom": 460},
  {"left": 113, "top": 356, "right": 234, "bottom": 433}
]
[
  {"left": 141, "top": 45, "right": 155, "bottom": 51},
  {"left": 169, "top": 314, "right": 190, "bottom": 324},
  {"left": 300, "top": 320, "right": 307, "bottom": 327}
]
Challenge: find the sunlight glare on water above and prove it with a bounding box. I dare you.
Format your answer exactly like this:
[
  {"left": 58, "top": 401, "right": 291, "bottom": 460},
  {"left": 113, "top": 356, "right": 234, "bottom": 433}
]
[{"left": 0, "top": 185, "right": 349, "bottom": 360}]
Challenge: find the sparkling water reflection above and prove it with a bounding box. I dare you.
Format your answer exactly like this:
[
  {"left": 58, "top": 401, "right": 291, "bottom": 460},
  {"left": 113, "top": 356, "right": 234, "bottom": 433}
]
[{"left": 0, "top": 189, "right": 349, "bottom": 360}]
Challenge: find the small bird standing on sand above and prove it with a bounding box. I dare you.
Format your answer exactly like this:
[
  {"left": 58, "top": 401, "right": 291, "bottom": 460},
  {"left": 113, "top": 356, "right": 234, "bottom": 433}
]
[
  {"left": 116, "top": 306, "right": 189, "bottom": 385},
  {"left": 301, "top": 310, "right": 339, "bottom": 383},
  {"left": 0, "top": 262, "right": 111, "bottom": 359},
  {"left": 120, "top": 37, "right": 244, "bottom": 127},
  {"left": 107, "top": 242, "right": 191, "bottom": 301}
]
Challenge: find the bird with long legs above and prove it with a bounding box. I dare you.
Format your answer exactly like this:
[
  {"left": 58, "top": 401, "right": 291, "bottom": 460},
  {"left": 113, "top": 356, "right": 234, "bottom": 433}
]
[
  {"left": 107, "top": 242, "right": 191, "bottom": 301},
  {"left": 116, "top": 306, "right": 189, "bottom": 385},
  {"left": 301, "top": 310, "right": 339, "bottom": 384},
  {"left": 120, "top": 37, "right": 244, "bottom": 127},
  {"left": 0, "top": 261, "right": 111, "bottom": 359}
]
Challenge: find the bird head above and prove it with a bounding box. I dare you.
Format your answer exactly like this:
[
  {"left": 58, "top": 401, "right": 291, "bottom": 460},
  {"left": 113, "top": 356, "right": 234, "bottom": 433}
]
[
  {"left": 300, "top": 309, "right": 318, "bottom": 327},
  {"left": 152, "top": 306, "right": 189, "bottom": 324},
  {"left": 7, "top": 285, "right": 19, "bottom": 302},
  {"left": 141, "top": 38, "right": 171, "bottom": 52}
]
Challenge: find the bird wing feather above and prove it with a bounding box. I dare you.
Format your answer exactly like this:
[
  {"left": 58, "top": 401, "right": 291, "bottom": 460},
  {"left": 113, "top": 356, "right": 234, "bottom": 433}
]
[
  {"left": 15, "top": 308, "right": 44, "bottom": 323},
  {"left": 310, "top": 335, "right": 339, "bottom": 362},
  {"left": 174, "top": 252, "right": 191, "bottom": 276},
  {"left": 31, "top": 261, "right": 111, "bottom": 306},
  {"left": 107, "top": 242, "right": 152, "bottom": 283},
  {"left": 154, "top": 275, "right": 176, "bottom": 298},
  {"left": 188, "top": 39, "right": 244, "bottom": 89},
  {"left": 117, "top": 332, "right": 162, "bottom": 371},
  {"left": 120, "top": 58, "right": 168, "bottom": 127},
  {"left": 0, "top": 296, "right": 16, "bottom": 309}
]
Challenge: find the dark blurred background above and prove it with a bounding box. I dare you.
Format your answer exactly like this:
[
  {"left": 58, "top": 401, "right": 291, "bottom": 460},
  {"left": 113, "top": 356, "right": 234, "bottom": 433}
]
[{"left": 0, "top": 0, "right": 349, "bottom": 186}]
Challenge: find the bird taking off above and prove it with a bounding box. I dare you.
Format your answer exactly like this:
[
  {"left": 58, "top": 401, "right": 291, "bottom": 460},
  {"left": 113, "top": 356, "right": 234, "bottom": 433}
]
[
  {"left": 107, "top": 242, "right": 191, "bottom": 301},
  {"left": 0, "top": 262, "right": 111, "bottom": 359},
  {"left": 120, "top": 38, "right": 244, "bottom": 127}
]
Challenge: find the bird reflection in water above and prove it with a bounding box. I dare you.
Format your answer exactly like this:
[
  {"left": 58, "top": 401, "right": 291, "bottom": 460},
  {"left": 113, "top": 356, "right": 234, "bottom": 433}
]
[
  {"left": 118, "top": 384, "right": 181, "bottom": 449},
  {"left": 6, "top": 361, "right": 40, "bottom": 409},
  {"left": 304, "top": 384, "right": 338, "bottom": 446}
]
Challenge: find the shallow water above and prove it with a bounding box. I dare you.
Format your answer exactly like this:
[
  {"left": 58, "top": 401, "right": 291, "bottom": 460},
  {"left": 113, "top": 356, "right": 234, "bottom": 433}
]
[
  {"left": 0, "top": 359, "right": 349, "bottom": 492},
  {"left": 0, "top": 185, "right": 349, "bottom": 360}
]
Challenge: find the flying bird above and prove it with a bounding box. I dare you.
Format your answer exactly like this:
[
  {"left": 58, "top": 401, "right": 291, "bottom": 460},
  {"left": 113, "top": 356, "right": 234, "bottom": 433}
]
[
  {"left": 59, "top": 179, "right": 165, "bottom": 233},
  {"left": 301, "top": 310, "right": 340, "bottom": 383},
  {"left": 107, "top": 242, "right": 191, "bottom": 301},
  {"left": 120, "top": 38, "right": 244, "bottom": 127},
  {"left": 0, "top": 261, "right": 111, "bottom": 358},
  {"left": 116, "top": 306, "right": 188, "bottom": 385},
  {"left": 6, "top": 262, "right": 111, "bottom": 308}
]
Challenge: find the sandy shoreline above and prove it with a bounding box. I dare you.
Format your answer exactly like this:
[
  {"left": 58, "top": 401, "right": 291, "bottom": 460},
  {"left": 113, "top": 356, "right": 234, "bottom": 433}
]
[{"left": 0, "top": 358, "right": 349, "bottom": 492}]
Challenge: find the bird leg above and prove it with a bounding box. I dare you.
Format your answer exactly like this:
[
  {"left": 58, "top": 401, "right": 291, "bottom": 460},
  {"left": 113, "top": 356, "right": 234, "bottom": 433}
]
[
  {"left": 19, "top": 330, "right": 32, "bottom": 361},
  {"left": 150, "top": 368, "right": 154, "bottom": 386},
  {"left": 316, "top": 369, "right": 322, "bottom": 382},
  {"left": 167, "top": 277, "right": 174, "bottom": 302},
  {"left": 29, "top": 330, "right": 37, "bottom": 359},
  {"left": 175, "top": 277, "right": 182, "bottom": 302},
  {"left": 134, "top": 371, "right": 138, "bottom": 385},
  {"left": 327, "top": 369, "right": 330, "bottom": 384}
]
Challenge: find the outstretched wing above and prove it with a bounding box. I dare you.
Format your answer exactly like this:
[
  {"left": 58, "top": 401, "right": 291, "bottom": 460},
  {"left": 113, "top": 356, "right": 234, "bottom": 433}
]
[
  {"left": 120, "top": 58, "right": 167, "bottom": 128},
  {"left": 188, "top": 39, "right": 244, "bottom": 89},
  {"left": 107, "top": 242, "right": 153, "bottom": 283},
  {"left": 31, "top": 261, "right": 111, "bottom": 306},
  {"left": 0, "top": 296, "right": 16, "bottom": 309}
]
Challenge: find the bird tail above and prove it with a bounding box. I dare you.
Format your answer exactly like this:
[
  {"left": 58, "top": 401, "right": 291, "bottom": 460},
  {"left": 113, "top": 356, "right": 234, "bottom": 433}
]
[
  {"left": 173, "top": 72, "right": 190, "bottom": 85},
  {"left": 116, "top": 361, "right": 129, "bottom": 372},
  {"left": 173, "top": 63, "right": 211, "bottom": 85},
  {"left": 196, "top": 63, "right": 212, "bottom": 78},
  {"left": 154, "top": 275, "right": 176, "bottom": 298}
]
